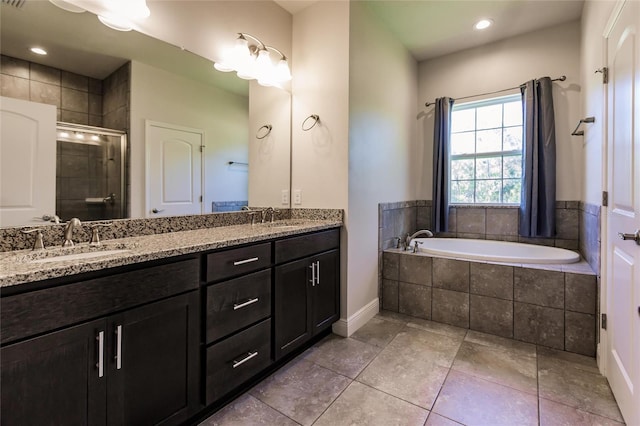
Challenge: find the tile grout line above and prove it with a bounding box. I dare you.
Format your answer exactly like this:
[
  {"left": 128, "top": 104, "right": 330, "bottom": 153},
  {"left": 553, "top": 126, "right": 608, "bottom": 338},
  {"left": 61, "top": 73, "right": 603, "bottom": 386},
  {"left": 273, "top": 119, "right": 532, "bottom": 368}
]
[{"left": 536, "top": 345, "right": 541, "bottom": 426}]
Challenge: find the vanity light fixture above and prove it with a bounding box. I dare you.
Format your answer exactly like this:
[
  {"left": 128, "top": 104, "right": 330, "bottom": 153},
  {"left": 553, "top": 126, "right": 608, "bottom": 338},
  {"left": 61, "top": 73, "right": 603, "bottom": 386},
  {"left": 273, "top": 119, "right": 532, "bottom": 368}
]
[
  {"left": 30, "top": 47, "right": 47, "bottom": 55},
  {"left": 214, "top": 33, "right": 292, "bottom": 87},
  {"left": 49, "top": 0, "right": 86, "bottom": 13},
  {"left": 97, "top": 0, "right": 150, "bottom": 32},
  {"left": 474, "top": 19, "right": 493, "bottom": 30},
  {"left": 75, "top": 132, "right": 84, "bottom": 140}
]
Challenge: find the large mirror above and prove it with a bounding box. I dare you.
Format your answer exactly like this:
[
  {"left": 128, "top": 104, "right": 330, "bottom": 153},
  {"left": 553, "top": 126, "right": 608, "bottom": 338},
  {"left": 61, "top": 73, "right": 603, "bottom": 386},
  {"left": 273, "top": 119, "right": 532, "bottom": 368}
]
[{"left": 0, "top": 0, "right": 292, "bottom": 226}]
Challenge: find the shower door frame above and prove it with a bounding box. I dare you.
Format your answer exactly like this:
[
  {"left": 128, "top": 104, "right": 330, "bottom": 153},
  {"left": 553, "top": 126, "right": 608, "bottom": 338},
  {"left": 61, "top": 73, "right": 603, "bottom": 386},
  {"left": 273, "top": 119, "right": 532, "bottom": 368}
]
[{"left": 56, "top": 122, "right": 128, "bottom": 221}]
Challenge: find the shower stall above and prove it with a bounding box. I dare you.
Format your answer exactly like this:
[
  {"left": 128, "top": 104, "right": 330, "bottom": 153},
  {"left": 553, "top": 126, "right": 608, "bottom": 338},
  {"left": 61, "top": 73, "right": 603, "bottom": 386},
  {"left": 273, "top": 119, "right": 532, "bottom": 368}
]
[{"left": 56, "top": 123, "right": 127, "bottom": 221}]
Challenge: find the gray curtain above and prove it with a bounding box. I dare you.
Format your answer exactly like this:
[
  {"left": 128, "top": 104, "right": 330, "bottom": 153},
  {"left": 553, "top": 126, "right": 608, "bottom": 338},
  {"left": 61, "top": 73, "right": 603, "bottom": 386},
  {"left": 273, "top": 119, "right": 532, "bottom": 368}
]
[
  {"left": 519, "top": 77, "right": 556, "bottom": 237},
  {"left": 432, "top": 97, "right": 454, "bottom": 233}
]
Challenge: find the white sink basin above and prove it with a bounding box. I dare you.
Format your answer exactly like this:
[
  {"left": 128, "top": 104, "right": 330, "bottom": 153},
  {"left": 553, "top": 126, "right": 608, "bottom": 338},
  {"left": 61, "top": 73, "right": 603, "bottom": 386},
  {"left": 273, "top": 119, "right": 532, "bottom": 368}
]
[
  {"left": 259, "top": 220, "right": 307, "bottom": 229},
  {"left": 16, "top": 242, "right": 137, "bottom": 264},
  {"left": 28, "top": 249, "right": 130, "bottom": 264}
]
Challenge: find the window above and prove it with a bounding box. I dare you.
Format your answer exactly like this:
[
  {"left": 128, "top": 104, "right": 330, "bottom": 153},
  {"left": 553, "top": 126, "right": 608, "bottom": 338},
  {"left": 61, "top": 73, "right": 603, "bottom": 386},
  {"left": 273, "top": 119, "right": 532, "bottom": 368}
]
[{"left": 449, "top": 94, "right": 523, "bottom": 204}]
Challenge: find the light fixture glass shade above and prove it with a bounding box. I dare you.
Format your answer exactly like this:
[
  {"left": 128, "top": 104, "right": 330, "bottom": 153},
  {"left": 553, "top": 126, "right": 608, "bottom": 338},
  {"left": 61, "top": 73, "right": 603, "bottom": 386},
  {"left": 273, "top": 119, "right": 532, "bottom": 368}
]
[
  {"left": 49, "top": 0, "right": 86, "bottom": 13},
  {"left": 275, "top": 59, "right": 292, "bottom": 82},
  {"left": 98, "top": 14, "right": 132, "bottom": 31},
  {"left": 213, "top": 61, "right": 234, "bottom": 72},
  {"left": 98, "top": 0, "right": 150, "bottom": 31}
]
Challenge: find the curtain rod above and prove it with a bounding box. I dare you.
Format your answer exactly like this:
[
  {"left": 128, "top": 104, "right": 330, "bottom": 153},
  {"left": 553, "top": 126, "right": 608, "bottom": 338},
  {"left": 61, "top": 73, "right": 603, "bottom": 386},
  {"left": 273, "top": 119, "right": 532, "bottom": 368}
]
[{"left": 424, "top": 75, "right": 566, "bottom": 107}]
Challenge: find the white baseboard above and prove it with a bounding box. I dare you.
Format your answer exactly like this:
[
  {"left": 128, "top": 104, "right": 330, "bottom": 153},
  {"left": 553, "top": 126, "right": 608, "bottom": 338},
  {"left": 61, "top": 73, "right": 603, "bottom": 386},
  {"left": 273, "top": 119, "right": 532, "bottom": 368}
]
[{"left": 332, "top": 298, "right": 379, "bottom": 337}]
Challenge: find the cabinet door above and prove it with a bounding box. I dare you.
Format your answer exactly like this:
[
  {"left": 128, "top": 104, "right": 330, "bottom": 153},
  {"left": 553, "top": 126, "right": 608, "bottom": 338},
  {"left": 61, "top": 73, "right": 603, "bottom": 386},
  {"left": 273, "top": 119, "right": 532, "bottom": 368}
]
[
  {"left": 1, "top": 318, "right": 107, "bottom": 426},
  {"left": 312, "top": 250, "right": 340, "bottom": 334},
  {"left": 274, "top": 257, "right": 313, "bottom": 360},
  {"left": 107, "top": 291, "right": 199, "bottom": 426}
]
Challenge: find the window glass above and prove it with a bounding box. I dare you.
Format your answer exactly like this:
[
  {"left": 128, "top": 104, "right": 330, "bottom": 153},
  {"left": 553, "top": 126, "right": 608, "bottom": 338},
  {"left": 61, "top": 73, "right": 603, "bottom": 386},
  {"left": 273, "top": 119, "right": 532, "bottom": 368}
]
[{"left": 449, "top": 94, "right": 522, "bottom": 205}]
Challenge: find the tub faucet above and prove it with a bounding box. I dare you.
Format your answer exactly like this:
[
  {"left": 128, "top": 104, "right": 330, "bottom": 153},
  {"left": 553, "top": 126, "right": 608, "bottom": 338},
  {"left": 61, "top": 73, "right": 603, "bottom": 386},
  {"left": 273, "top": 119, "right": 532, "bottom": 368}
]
[
  {"left": 62, "top": 218, "right": 82, "bottom": 247},
  {"left": 405, "top": 229, "right": 434, "bottom": 248}
]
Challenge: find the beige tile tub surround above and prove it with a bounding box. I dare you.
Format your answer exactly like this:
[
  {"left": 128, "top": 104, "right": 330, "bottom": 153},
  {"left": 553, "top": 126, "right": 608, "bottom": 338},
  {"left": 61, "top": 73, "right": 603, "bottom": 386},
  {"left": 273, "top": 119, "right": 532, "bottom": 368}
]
[
  {"left": 383, "top": 249, "right": 597, "bottom": 357},
  {"left": 201, "top": 312, "right": 624, "bottom": 426},
  {"left": 377, "top": 200, "right": 591, "bottom": 322}
]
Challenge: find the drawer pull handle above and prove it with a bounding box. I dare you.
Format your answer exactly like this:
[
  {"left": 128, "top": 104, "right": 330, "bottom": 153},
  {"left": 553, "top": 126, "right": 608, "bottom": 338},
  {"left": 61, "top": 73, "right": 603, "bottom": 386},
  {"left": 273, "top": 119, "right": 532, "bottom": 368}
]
[
  {"left": 310, "top": 262, "right": 316, "bottom": 286},
  {"left": 233, "top": 297, "right": 259, "bottom": 310},
  {"left": 96, "top": 331, "right": 104, "bottom": 378},
  {"left": 115, "top": 325, "right": 122, "bottom": 370},
  {"left": 233, "top": 257, "right": 259, "bottom": 266},
  {"left": 233, "top": 351, "right": 258, "bottom": 368}
]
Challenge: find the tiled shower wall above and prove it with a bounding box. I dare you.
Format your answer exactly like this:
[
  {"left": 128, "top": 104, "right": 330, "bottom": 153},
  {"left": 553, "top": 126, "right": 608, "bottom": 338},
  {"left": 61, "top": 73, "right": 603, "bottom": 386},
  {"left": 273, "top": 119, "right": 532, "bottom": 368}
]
[
  {"left": 580, "top": 202, "right": 601, "bottom": 273},
  {"left": 0, "top": 54, "right": 104, "bottom": 126}
]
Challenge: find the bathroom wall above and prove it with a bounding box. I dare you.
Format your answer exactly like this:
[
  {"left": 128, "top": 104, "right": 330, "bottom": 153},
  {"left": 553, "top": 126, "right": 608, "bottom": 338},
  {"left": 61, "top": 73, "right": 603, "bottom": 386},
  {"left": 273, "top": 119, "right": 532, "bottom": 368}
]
[
  {"left": 416, "top": 21, "right": 583, "bottom": 201},
  {"left": 129, "top": 61, "right": 249, "bottom": 218},
  {"left": 0, "top": 54, "right": 103, "bottom": 126},
  {"left": 291, "top": 1, "right": 351, "bottom": 329},
  {"left": 347, "top": 0, "right": 418, "bottom": 330},
  {"left": 580, "top": 1, "right": 615, "bottom": 207}
]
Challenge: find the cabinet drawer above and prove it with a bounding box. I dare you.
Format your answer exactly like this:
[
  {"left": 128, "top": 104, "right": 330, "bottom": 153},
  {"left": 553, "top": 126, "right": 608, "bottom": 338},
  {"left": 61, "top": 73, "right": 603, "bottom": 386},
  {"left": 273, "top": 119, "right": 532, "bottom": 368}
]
[
  {"left": 274, "top": 229, "right": 340, "bottom": 264},
  {"left": 205, "top": 318, "right": 272, "bottom": 404},
  {"left": 206, "top": 270, "right": 271, "bottom": 343},
  {"left": 206, "top": 243, "right": 271, "bottom": 282}
]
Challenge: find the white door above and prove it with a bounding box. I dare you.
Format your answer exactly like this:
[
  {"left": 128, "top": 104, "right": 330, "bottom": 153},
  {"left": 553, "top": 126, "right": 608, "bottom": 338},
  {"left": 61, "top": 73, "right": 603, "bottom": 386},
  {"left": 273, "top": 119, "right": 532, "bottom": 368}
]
[
  {"left": 605, "top": 1, "right": 640, "bottom": 425},
  {"left": 145, "top": 121, "right": 204, "bottom": 217},
  {"left": 0, "top": 97, "right": 56, "bottom": 227}
]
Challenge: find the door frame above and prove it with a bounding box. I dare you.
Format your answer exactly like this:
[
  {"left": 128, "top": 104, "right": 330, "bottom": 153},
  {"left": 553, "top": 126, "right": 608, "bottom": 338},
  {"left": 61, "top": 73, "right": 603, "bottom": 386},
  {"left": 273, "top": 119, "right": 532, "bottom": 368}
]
[
  {"left": 599, "top": 0, "right": 629, "bottom": 376},
  {"left": 144, "top": 120, "right": 205, "bottom": 217}
]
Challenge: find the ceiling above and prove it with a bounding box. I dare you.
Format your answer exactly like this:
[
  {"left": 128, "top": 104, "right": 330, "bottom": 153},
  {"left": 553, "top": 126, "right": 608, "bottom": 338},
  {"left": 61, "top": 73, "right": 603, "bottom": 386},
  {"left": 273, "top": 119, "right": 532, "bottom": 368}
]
[
  {"left": 0, "top": 0, "right": 584, "bottom": 95},
  {"left": 276, "top": 0, "right": 585, "bottom": 61}
]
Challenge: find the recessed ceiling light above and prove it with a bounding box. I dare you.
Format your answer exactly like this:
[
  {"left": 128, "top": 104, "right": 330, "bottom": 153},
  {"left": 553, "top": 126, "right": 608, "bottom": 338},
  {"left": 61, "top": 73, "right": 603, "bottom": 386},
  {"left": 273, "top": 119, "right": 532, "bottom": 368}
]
[
  {"left": 474, "top": 19, "right": 493, "bottom": 30},
  {"left": 30, "top": 47, "right": 47, "bottom": 55}
]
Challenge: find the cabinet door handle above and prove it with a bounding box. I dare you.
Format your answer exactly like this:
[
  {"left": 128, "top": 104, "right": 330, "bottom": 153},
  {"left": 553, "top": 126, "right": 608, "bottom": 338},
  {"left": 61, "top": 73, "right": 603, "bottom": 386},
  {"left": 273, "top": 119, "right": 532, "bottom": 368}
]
[
  {"left": 233, "top": 257, "right": 259, "bottom": 266},
  {"left": 232, "top": 351, "right": 258, "bottom": 368},
  {"left": 96, "top": 331, "right": 104, "bottom": 378},
  {"left": 115, "top": 325, "right": 123, "bottom": 370},
  {"left": 233, "top": 297, "right": 259, "bottom": 310},
  {"left": 309, "top": 262, "right": 316, "bottom": 286},
  {"left": 316, "top": 260, "right": 320, "bottom": 285}
]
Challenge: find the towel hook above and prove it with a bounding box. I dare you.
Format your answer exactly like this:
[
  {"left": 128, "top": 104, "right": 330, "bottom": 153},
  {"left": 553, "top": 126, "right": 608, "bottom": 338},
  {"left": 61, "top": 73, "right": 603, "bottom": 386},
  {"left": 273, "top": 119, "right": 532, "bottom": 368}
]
[
  {"left": 256, "top": 124, "right": 272, "bottom": 140},
  {"left": 302, "top": 114, "right": 320, "bottom": 131}
]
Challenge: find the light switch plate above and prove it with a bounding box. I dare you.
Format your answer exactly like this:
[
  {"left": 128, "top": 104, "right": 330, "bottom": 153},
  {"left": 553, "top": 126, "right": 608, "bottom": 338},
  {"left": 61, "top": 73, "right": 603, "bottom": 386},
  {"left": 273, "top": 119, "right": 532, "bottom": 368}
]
[
  {"left": 293, "top": 189, "right": 302, "bottom": 205},
  {"left": 281, "top": 189, "right": 289, "bottom": 205}
]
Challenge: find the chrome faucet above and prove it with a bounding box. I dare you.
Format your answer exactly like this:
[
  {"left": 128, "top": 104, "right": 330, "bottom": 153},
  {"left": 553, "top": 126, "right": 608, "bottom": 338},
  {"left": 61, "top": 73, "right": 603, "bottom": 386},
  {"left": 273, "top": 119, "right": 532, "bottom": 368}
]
[
  {"left": 262, "top": 207, "right": 279, "bottom": 223},
  {"left": 405, "top": 229, "right": 434, "bottom": 249},
  {"left": 62, "top": 218, "right": 82, "bottom": 247}
]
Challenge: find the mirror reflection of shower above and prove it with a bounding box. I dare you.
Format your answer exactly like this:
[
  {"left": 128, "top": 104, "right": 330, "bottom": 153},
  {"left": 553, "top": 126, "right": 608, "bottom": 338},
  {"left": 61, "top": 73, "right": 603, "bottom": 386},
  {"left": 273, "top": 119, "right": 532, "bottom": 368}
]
[{"left": 56, "top": 123, "right": 127, "bottom": 221}]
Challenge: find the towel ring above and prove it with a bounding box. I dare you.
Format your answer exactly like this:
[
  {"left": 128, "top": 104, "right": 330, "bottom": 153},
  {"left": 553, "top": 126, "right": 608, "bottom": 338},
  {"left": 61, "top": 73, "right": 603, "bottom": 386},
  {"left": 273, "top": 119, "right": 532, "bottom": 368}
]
[
  {"left": 256, "top": 124, "right": 272, "bottom": 140},
  {"left": 302, "top": 114, "right": 320, "bottom": 131}
]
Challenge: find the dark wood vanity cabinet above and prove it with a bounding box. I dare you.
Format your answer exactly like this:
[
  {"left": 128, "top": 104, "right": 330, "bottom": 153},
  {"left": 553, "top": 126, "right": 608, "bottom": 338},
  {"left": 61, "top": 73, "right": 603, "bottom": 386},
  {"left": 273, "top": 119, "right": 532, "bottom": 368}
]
[
  {"left": 274, "top": 229, "right": 340, "bottom": 360},
  {"left": 1, "top": 226, "right": 342, "bottom": 424},
  {"left": 203, "top": 244, "right": 274, "bottom": 405},
  {"left": 0, "top": 258, "right": 200, "bottom": 426}
]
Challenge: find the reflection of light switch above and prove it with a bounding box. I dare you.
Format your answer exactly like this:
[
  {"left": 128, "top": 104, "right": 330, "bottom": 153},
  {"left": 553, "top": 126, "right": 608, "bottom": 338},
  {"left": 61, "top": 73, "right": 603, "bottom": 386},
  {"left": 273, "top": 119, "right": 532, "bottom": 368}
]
[
  {"left": 293, "top": 189, "right": 302, "bottom": 205},
  {"left": 281, "top": 190, "right": 289, "bottom": 205}
]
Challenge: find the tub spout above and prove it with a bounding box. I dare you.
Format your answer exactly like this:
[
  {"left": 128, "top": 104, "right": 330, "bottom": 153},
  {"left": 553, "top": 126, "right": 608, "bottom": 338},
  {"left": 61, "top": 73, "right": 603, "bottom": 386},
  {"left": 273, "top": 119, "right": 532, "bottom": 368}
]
[{"left": 406, "top": 229, "right": 434, "bottom": 247}]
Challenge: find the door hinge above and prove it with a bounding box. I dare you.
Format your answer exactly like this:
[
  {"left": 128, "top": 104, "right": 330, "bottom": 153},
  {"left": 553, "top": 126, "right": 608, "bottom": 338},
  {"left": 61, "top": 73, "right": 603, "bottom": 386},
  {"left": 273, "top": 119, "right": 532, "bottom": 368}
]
[
  {"left": 596, "top": 67, "right": 608, "bottom": 84},
  {"left": 199, "top": 195, "right": 203, "bottom": 202},
  {"left": 602, "top": 191, "right": 608, "bottom": 207},
  {"left": 200, "top": 145, "right": 204, "bottom": 153},
  {"left": 601, "top": 313, "right": 607, "bottom": 330}
]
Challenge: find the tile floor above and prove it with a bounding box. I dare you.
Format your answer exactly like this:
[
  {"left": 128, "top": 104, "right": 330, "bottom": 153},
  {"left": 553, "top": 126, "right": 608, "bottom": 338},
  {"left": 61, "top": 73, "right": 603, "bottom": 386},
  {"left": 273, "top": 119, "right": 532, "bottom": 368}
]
[{"left": 200, "top": 311, "right": 625, "bottom": 426}]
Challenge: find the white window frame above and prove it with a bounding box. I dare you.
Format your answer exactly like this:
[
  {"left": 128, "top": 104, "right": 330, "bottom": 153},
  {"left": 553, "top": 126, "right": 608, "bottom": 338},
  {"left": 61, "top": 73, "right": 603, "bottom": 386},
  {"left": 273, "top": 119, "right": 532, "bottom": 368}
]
[{"left": 449, "top": 94, "right": 523, "bottom": 206}]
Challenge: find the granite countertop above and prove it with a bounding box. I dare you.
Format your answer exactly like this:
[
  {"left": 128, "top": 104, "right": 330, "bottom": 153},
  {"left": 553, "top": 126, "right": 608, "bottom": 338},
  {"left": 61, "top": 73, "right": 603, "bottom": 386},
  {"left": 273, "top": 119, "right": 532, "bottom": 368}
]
[{"left": 0, "top": 219, "right": 342, "bottom": 288}]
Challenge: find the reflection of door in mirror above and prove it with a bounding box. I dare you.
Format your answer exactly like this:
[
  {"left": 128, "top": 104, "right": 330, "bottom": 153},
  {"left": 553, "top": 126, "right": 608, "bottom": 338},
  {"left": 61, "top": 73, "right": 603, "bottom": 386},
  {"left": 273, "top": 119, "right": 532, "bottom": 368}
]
[
  {"left": 0, "top": 97, "right": 56, "bottom": 227},
  {"left": 56, "top": 123, "right": 126, "bottom": 222},
  {"left": 145, "top": 121, "right": 204, "bottom": 218}
]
